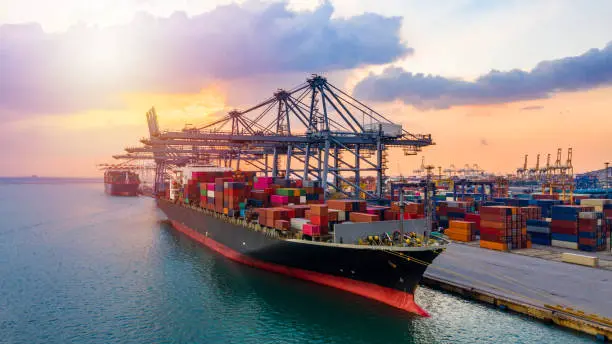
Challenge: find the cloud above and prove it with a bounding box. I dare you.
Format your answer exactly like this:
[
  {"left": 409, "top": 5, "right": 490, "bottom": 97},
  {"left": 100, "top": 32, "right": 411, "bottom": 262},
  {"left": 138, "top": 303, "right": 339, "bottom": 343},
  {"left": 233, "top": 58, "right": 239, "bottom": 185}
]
[
  {"left": 0, "top": 1, "right": 410, "bottom": 116},
  {"left": 520, "top": 105, "right": 544, "bottom": 111},
  {"left": 353, "top": 42, "right": 612, "bottom": 109}
]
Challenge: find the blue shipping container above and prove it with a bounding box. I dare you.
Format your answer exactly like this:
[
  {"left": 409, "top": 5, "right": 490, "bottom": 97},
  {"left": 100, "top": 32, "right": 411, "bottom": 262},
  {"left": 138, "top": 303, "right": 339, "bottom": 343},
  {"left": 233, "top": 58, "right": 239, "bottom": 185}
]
[{"left": 551, "top": 233, "right": 578, "bottom": 242}]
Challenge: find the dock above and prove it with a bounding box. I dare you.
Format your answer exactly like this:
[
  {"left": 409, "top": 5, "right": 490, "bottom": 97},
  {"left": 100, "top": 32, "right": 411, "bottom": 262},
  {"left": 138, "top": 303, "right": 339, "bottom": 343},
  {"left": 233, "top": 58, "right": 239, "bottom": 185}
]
[{"left": 423, "top": 243, "right": 612, "bottom": 340}]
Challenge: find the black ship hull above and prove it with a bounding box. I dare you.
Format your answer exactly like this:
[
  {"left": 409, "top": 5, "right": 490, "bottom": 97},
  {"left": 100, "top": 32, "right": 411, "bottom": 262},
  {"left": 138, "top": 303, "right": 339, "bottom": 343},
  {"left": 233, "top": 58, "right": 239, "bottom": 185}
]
[
  {"left": 158, "top": 199, "right": 444, "bottom": 316},
  {"left": 104, "top": 182, "right": 139, "bottom": 196}
]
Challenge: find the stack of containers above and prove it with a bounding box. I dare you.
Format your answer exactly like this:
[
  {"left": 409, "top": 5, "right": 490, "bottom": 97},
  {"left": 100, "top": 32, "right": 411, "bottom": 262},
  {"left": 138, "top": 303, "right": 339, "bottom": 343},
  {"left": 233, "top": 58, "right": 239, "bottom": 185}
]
[
  {"left": 536, "top": 199, "right": 563, "bottom": 218},
  {"left": 303, "top": 223, "right": 321, "bottom": 237},
  {"left": 274, "top": 219, "right": 290, "bottom": 231},
  {"left": 532, "top": 194, "right": 559, "bottom": 200},
  {"left": 520, "top": 206, "right": 542, "bottom": 220},
  {"left": 578, "top": 211, "right": 607, "bottom": 252},
  {"left": 479, "top": 206, "right": 526, "bottom": 251},
  {"left": 290, "top": 218, "right": 310, "bottom": 232},
  {"left": 328, "top": 200, "right": 367, "bottom": 221},
  {"left": 495, "top": 198, "right": 530, "bottom": 208},
  {"left": 263, "top": 208, "right": 290, "bottom": 228},
  {"left": 253, "top": 176, "right": 274, "bottom": 190},
  {"left": 224, "top": 181, "right": 246, "bottom": 215},
  {"left": 206, "top": 183, "right": 215, "bottom": 210},
  {"left": 199, "top": 182, "right": 208, "bottom": 208},
  {"left": 214, "top": 177, "right": 232, "bottom": 213},
  {"left": 604, "top": 203, "right": 612, "bottom": 219},
  {"left": 328, "top": 209, "right": 345, "bottom": 222},
  {"left": 275, "top": 188, "right": 305, "bottom": 205},
  {"left": 185, "top": 179, "right": 200, "bottom": 204},
  {"left": 302, "top": 180, "right": 322, "bottom": 204},
  {"left": 445, "top": 220, "right": 476, "bottom": 242},
  {"left": 249, "top": 190, "right": 269, "bottom": 208},
  {"left": 464, "top": 213, "right": 481, "bottom": 235},
  {"left": 580, "top": 199, "right": 612, "bottom": 212},
  {"left": 310, "top": 204, "right": 329, "bottom": 235},
  {"left": 550, "top": 205, "right": 594, "bottom": 249},
  {"left": 270, "top": 194, "right": 289, "bottom": 207},
  {"left": 366, "top": 206, "right": 389, "bottom": 221},
  {"left": 285, "top": 205, "right": 310, "bottom": 218},
  {"left": 526, "top": 219, "right": 551, "bottom": 245}
]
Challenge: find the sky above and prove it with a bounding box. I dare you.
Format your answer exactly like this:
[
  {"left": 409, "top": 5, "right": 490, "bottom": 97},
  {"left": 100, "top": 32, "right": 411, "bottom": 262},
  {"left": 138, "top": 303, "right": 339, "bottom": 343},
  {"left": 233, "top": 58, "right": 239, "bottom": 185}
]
[{"left": 0, "top": 0, "right": 611, "bottom": 177}]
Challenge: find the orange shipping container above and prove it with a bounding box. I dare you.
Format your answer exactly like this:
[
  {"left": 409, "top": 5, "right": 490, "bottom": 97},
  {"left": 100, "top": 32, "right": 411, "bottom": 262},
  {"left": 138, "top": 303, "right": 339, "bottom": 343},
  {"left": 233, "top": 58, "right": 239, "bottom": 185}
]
[
  {"left": 446, "top": 232, "right": 473, "bottom": 242},
  {"left": 310, "top": 204, "right": 329, "bottom": 216},
  {"left": 480, "top": 240, "right": 508, "bottom": 251},
  {"left": 449, "top": 220, "right": 475, "bottom": 231},
  {"left": 349, "top": 212, "right": 379, "bottom": 223},
  {"left": 446, "top": 228, "right": 473, "bottom": 237}
]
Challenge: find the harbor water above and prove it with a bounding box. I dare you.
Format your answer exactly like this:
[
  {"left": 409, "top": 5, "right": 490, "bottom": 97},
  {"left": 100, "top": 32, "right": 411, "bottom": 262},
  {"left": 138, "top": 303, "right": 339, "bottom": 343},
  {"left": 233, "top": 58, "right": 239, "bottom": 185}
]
[{"left": 0, "top": 180, "right": 596, "bottom": 343}]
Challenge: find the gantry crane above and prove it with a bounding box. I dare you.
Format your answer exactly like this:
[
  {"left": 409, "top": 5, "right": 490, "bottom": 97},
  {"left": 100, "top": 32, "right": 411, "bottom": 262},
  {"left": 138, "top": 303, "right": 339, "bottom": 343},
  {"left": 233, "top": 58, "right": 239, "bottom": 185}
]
[
  {"left": 114, "top": 75, "right": 434, "bottom": 200},
  {"left": 413, "top": 156, "right": 426, "bottom": 176},
  {"left": 517, "top": 154, "right": 528, "bottom": 180},
  {"left": 528, "top": 154, "right": 540, "bottom": 181},
  {"left": 542, "top": 147, "right": 574, "bottom": 202}
]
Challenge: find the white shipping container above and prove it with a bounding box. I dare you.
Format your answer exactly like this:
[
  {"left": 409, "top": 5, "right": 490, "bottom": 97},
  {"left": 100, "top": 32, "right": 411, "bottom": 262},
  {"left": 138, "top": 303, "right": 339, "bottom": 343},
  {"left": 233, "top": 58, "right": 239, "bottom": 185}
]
[
  {"left": 561, "top": 253, "right": 599, "bottom": 267},
  {"left": 579, "top": 212, "right": 597, "bottom": 219},
  {"left": 290, "top": 218, "right": 310, "bottom": 230},
  {"left": 337, "top": 211, "right": 346, "bottom": 222},
  {"left": 300, "top": 196, "right": 306, "bottom": 204},
  {"left": 207, "top": 190, "right": 215, "bottom": 198},
  {"left": 363, "top": 123, "right": 402, "bottom": 137},
  {"left": 551, "top": 240, "right": 578, "bottom": 250}
]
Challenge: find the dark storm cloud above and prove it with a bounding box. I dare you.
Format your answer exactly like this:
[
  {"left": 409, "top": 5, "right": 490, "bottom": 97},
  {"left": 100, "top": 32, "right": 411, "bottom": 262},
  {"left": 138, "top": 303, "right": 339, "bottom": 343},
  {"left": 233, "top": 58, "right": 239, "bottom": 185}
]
[
  {"left": 0, "top": 1, "right": 410, "bottom": 116},
  {"left": 353, "top": 42, "right": 612, "bottom": 109}
]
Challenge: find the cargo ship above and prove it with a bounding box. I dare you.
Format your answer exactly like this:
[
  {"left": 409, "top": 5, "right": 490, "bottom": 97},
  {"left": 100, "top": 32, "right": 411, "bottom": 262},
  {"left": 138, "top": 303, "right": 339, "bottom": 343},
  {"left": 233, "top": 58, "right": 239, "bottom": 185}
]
[
  {"left": 158, "top": 166, "right": 447, "bottom": 315},
  {"left": 104, "top": 169, "right": 140, "bottom": 196}
]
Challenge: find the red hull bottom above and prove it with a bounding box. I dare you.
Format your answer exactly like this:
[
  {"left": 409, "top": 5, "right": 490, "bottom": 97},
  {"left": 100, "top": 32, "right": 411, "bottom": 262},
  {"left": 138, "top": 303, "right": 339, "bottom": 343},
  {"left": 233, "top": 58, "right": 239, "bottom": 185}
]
[{"left": 170, "top": 220, "right": 429, "bottom": 316}]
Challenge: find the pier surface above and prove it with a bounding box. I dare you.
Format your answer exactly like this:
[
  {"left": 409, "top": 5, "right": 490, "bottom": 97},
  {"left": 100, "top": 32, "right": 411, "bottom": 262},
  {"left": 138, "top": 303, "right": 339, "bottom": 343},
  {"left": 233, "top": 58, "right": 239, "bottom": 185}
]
[{"left": 423, "top": 243, "right": 612, "bottom": 339}]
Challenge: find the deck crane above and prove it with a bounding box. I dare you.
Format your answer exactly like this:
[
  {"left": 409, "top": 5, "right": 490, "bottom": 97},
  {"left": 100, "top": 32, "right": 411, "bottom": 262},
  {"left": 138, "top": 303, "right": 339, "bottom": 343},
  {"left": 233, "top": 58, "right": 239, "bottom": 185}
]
[{"left": 113, "top": 75, "right": 434, "bottom": 199}]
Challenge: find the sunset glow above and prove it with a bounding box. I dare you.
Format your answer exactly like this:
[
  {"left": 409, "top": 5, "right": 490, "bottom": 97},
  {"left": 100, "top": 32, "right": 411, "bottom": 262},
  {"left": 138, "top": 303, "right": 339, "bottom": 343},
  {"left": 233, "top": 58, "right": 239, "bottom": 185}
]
[{"left": 1, "top": 0, "right": 611, "bottom": 177}]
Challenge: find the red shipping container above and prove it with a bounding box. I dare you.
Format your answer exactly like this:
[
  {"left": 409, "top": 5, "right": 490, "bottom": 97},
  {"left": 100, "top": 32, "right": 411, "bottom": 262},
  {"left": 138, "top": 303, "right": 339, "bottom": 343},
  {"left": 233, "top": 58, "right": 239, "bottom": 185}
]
[
  {"left": 480, "top": 206, "right": 514, "bottom": 216},
  {"left": 551, "top": 219, "right": 577, "bottom": 231},
  {"left": 552, "top": 226, "right": 578, "bottom": 235},
  {"left": 280, "top": 208, "right": 296, "bottom": 219},
  {"left": 311, "top": 215, "right": 328, "bottom": 226},
  {"left": 303, "top": 224, "right": 321, "bottom": 236},
  {"left": 480, "top": 233, "right": 508, "bottom": 243},
  {"left": 579, "top": 238, "right": 596, "bottom": 246}
]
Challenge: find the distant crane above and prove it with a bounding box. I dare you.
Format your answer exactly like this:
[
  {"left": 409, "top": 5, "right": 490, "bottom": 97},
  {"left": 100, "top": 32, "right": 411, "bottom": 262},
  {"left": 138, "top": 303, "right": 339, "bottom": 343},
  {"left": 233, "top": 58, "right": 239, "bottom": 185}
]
[
  {"left": 413, "top": 156, "right": 426, "bottom": 176},
  {"left": 540, "top": 153, "right": 551, "bottom": 180},
  {"left": 443, "top": 164, "right": 457, "bottom": 178},
  {"left": 517, "top": 154, "right": 528, "bottom": 179},
  {"left": 528, "top": 154, "right": 540, "bottom": 181}
]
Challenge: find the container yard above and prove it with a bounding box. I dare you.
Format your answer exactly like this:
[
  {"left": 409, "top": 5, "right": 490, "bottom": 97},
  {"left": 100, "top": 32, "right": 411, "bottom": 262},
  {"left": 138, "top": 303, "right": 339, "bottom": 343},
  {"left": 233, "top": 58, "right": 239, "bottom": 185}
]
[{"left": 103, "top": 75, "right": 612, "bottom": 341}]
